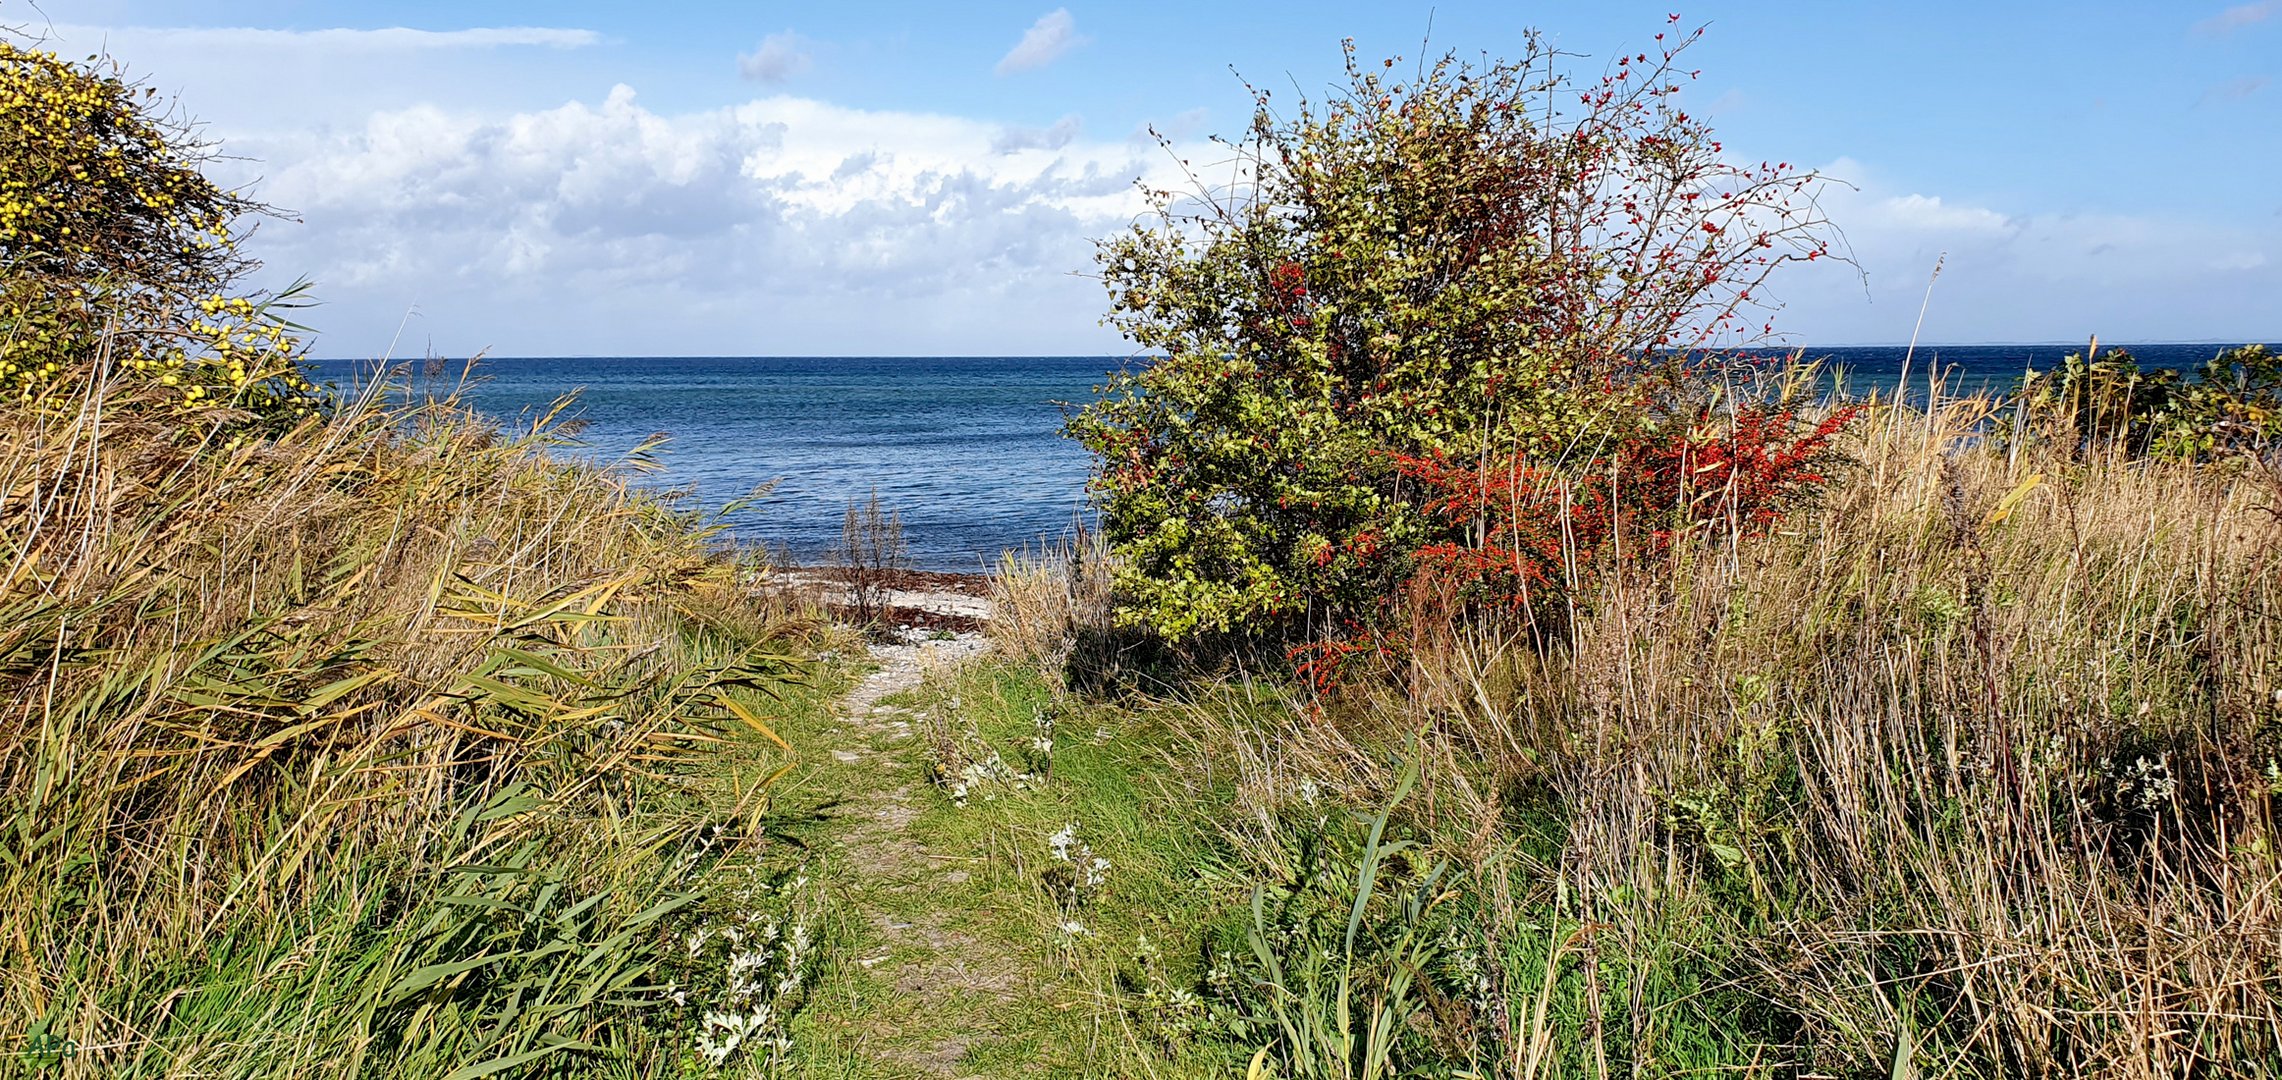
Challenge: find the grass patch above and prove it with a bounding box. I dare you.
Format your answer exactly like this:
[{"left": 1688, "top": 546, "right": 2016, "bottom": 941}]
[
  {"left": 0, "top": 379, "right": 853, "bottom": 1077},
  {"left": 755, "top": 654, "right": 1258, "bottom": 1078},
  {"left": 958, "top": 394, "right": 2282, "bottom": 1079}
]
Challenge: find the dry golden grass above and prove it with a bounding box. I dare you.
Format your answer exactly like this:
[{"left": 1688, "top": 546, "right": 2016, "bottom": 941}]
[
  {"left": 988, "top": 528, "right": 1114, "bottom": 683},
  {"left": 0, "top": 368, "right": 836, "bottom": 1074},
  {"left": 1173, "top": 394, "right": 2282, "bottom": 1077}
]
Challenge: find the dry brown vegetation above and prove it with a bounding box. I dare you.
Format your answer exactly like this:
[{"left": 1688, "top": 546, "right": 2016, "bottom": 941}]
[
  {"left": 1037, "top": 392, "right": 2282, "bottom": 1078},
  {"left": 0, "top": 369, "right": 835, "bottom": 1075},
  {"left": 988, "top": 530, "right": 1115, "bottom": 685}
]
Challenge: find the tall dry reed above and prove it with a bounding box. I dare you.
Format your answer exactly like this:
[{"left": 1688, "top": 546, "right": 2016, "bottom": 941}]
[
  {"left": 0, "top": 367, "right": 826, "bottom": 1075},
  {"left": 1200, "top": 394, "right": 2282, "bottom": 1077},
  {"left": 989, "top": 525, "right": 1115, "bottom": 685}
]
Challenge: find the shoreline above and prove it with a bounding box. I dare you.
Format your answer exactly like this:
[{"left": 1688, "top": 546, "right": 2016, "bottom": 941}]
[{"left": 772, "top": 565, "right": 994, "bottom": 634}]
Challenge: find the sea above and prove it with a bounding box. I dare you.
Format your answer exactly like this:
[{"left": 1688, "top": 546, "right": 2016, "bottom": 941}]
[{"left": 306, "top": 343, "right": 2264, "bottom": 572}]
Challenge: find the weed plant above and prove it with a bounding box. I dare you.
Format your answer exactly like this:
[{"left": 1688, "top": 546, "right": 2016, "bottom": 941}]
[
  {"left": 987, "top": 526, "right": 1115, "bottom": 685},
  {"left": 835, "top": 492, "right": 908, "bottom": 634}
]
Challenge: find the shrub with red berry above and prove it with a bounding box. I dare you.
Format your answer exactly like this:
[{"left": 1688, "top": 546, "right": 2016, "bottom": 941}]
[
  {"left": 1396, "top": 403, "right": 1859, "bottom": 612},
  {"left": 1069, "top": 20, "right": 1852, "bottom": 666}
]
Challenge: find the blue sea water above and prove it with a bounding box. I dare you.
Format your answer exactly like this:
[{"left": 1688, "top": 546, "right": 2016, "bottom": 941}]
[
  {"left": 306, "top": 343, "right": 2267, "bottom": 571},
  {"left": 1756, "top": 342, "right": 2257, "bottom": 400},
  {"left": 310, "top": 355, "right": 1120, "bottom": 571}
]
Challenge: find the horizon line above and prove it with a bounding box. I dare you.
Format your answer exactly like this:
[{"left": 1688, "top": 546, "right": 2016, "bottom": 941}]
[{"left": 309, "top": 338, "right": 2279, "bottom": 363}]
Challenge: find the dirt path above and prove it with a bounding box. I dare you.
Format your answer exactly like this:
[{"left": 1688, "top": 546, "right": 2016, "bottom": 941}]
[{"left": 818, "top": 627, "right": 1017, "bottom": 1078}]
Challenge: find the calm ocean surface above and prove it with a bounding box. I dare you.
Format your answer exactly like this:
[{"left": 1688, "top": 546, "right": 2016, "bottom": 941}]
[{"left": 307, "top": 343, "right": 2264, "bottom": 571}]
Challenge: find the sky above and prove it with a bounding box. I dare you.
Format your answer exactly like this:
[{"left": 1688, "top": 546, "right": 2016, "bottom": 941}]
[{"left": 10, "top": 1, "right": 2280, "bottom": 357}]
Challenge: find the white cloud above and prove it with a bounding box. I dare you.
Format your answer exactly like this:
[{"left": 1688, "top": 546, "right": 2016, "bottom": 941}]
[
  {"left": 56, "top": 24, "right": 599, "bottom": 51},
  {"left": 231, "top": 87, "right": 1180, "bottom": 355},
  {"left": 34, "top": 21, "right": 614, "bottom": 143},
  {"left": 992, "top": 114, "right": 1083, "bottom": 154},
  {"left": 995, "top": 9, "right": 1086, "bottom": 76},
  {"left": 738, "top": 30, "right": 812, "bottom": 84},
  {"left": 42, "top": 10, "right": 2274, "bottom": 355},
  {"left": 221, "top": 122, "right": 2281, "bottom": 355},
  {"left": 1867, "top": 193, "right": 2015, "bottom": 234},
  {"left": 2193, "top": 1, "right": 2279, "bottom": 35}
]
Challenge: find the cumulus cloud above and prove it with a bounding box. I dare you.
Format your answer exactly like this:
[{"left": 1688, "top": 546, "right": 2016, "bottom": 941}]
[
  {"left": 58, "top": 24, "right": 600, "bottom": 51},
  {"left": 992, "top": 114, "right": 1082, "bottom": 154},
  {"left": 52, "top": 12, "right": 2274, "bottom": 355},
  {"left": 995, "top": 9, "right": 1086, "bottom": 76},
  {"left": 229, "top": 87, "right": 1177, "bottom": 355},
  {"left": 221, "top": 120, "right": 2278, "bottom": 355},
  {"left": 738, "top": 30, "right": 813, "bottom": 83},
  {"left": 2192, "top": 1, "right": 2279, "bottom": 35}
]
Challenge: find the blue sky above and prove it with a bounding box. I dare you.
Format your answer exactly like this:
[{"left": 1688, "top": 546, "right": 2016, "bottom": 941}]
[{"left": 16, "top": 1, "right": 2280, "bottom": 355}]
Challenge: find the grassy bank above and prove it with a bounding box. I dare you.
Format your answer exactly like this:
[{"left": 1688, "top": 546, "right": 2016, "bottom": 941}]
[
  {"left": 7, "top": 373, "right": 2275, "bottom": 1079},
  {"left": 877, "top": 392, "right": 2282, "bottom": 1078},
  {"left": 14, "top": 373, "right": 2272, "bottom": 1079},
  {"left": 0, "top": 375, "right": 849, "bottom": 1077}
]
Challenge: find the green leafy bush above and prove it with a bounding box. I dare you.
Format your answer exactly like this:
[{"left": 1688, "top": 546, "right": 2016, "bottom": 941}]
[{"left": 1069, "top": 23, "right": 1837, "bottom": 646}]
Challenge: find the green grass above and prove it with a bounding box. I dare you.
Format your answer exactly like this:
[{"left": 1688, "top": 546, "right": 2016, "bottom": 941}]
[
  {"left": 16, "top": 375, "right": 2280, "bottom": 1079},
  {"left": 0, "top": 377, "right": 862, "bottom": 1078},
  {"left": 832, "top": 394, "right": 2282, "bottom": 1079},
  {"left": 755, "top": 658, "right": 1254, "bottom": 1079},
  {"left": 752, "top": 656, "right": 1771, "bottom": 1080},
  {"left": 8, "top": 649, "right": 853, "bottom": 1080}
]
